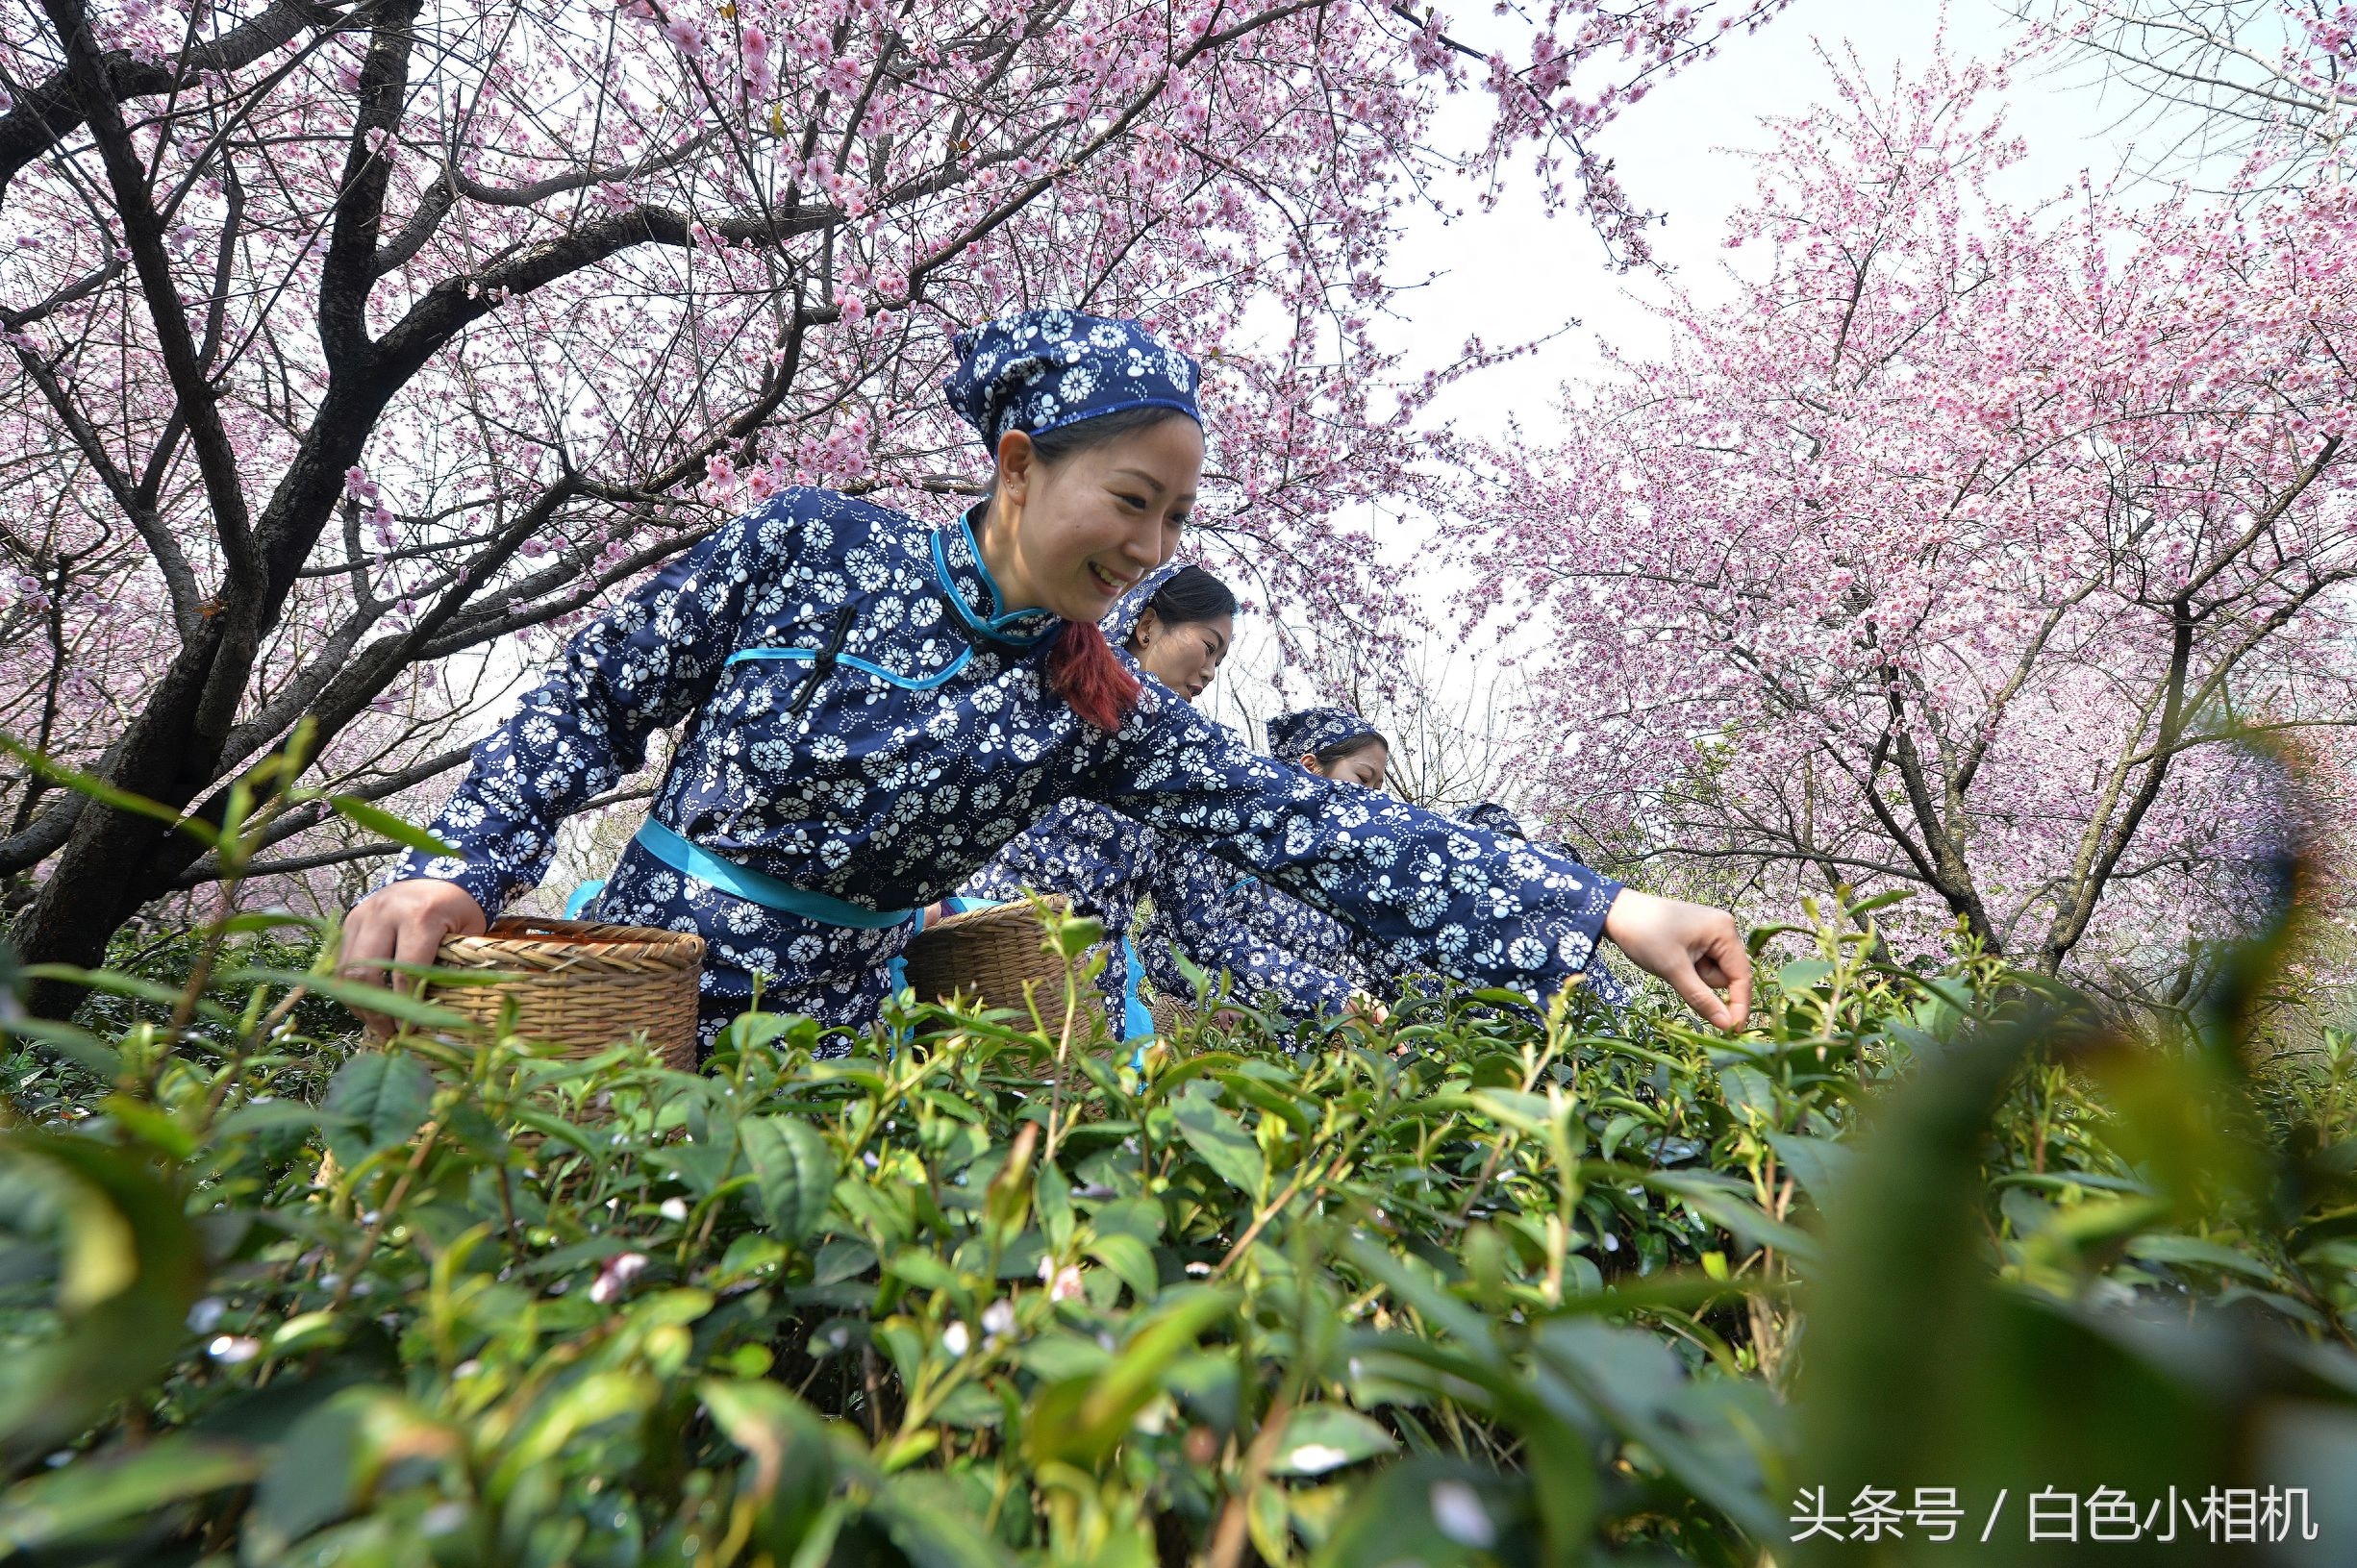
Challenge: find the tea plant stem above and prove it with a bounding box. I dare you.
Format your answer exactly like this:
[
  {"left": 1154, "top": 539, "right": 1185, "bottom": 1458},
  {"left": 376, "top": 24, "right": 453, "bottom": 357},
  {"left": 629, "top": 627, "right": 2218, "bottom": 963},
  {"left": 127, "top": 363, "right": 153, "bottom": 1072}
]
[
  {"left": 169, "top": 772, "right": 304, "bottom": 1042},
  {"left": 327, "top": 1120, "right": 440, "bottom": 1316},
  {"left": 861, "top": 1345, "right": 887, "bottom": 1444},
  {"left": 493, "top": 1157, "right": 521, "bottom": 1245},
  {"left": 1043, "top": 978, "right": 1080, "bottom": 1164},
  {"left": 1451, "top": 1118, "right": 1517, "bottom": 1233},
  {"left": 1215, "top": 1071, "right": 1400, "bottom": 1276},
  {"left": 1213, "top": 1163, "right": 1318, "bottom": 1279},
  {"left": 1201, "top": 1390, "right": 1291, "bottom": 1568}
]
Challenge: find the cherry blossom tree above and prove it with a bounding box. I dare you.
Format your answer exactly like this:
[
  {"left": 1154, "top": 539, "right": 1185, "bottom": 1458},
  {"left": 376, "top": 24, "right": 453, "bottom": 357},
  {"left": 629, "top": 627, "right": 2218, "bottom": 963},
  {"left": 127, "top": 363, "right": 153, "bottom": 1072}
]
[
  {"left": 0, "top": 0, "right": 1786, "bottom": 1002},
  {"left": 1468, "top": 46, "right": 2357, "bottom": 994}
]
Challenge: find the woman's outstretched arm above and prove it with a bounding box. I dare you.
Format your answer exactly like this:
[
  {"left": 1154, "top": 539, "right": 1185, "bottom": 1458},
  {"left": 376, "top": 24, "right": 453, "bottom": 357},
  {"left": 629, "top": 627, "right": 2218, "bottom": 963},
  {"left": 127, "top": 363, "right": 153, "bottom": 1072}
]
[{"left": 1091, "top": 686, "right": 1751, "bottom": 1029}]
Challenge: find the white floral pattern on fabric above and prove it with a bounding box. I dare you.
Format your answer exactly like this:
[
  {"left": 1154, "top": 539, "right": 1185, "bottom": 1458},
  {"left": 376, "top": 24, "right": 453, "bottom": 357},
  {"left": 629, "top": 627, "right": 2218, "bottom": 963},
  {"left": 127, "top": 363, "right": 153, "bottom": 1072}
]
[
  {"left": 391, "top": 487, "right": 1623, "bottom": 1055},
  {"left": 1101, "top": 559, "right": 1186, "bottom": 645},
  {"left": 941, "top": 311, "right": 1200, "bottom": 446},
  {"left": 959, "top": 798, "right": 1362, "bottom": 1026},
  {"left": 1147, "top": 854, "right": 1367, "bottom": 1021},
  {"left": 1266, "top": 706, "right": 1380, "bottom": 759}
]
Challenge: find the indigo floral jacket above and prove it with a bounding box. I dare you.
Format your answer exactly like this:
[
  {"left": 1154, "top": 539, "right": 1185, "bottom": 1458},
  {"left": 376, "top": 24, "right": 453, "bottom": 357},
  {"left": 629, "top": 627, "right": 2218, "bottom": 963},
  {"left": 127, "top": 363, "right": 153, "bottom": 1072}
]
[{"left": 393, "top": 488, "right": 1623, "bottom": 1050}]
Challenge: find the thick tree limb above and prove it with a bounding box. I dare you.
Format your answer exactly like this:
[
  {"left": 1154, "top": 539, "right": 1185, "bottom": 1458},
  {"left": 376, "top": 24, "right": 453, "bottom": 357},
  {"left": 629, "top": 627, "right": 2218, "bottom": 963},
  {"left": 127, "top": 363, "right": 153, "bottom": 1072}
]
[{"left": 0, "top": 0, "right": 355, "bottom": 199}]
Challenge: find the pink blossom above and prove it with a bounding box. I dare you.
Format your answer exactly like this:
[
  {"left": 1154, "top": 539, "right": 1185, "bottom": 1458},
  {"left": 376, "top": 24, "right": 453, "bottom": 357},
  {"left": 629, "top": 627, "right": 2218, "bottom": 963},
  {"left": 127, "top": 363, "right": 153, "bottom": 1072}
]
[{"left": 589, "top": 1252, "right": 649, "bottom": 1304}]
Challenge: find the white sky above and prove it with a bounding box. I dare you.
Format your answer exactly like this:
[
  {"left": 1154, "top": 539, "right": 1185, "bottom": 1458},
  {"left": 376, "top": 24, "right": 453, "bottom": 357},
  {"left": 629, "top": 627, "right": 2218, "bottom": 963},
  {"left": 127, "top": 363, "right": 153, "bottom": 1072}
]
[{"left": 1386, "top": 0, "right": 2142, "bottom": 434}]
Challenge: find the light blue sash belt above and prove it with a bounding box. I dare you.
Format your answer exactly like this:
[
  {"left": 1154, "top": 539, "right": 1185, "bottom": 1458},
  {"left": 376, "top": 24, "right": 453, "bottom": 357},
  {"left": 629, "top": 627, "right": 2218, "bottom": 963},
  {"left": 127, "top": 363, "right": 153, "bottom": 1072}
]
[
  {"left": 632, "top": 818, "right": 916, "bottom": 929},
  {"left": 572, "top": 827, "right": 1150, "bottom": 1050}
]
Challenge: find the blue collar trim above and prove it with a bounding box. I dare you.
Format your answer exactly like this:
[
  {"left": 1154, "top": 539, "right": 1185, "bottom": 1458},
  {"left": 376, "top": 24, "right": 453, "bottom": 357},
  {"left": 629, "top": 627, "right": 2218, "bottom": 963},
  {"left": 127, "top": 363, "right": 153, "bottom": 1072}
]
[{"left": 931, "top": 514, "right": 1059, "bottom": 648}]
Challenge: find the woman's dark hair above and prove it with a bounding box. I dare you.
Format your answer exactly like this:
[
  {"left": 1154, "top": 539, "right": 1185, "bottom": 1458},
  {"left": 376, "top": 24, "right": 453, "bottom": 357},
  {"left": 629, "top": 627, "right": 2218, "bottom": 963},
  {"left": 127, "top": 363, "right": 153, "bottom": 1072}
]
[
  {"left": 1011, "top": 407, "right": 1198, "bottom": 734},
  {"left": 1025, "top": 404, "right": 1186, "bottom": 464},
  {"left": 1139, "top": 565, "right": 1237, "bottom": 635},
  {"left": 1312, "top": 732, "right": 1388, "bottom": 767}
]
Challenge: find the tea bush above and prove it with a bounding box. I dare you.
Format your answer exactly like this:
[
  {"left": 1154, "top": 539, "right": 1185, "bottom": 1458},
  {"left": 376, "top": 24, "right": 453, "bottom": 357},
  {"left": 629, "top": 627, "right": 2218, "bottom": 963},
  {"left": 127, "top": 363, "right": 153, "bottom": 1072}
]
[{"left": 0, "top": 890, "right": 2353, "bottom": 1567}]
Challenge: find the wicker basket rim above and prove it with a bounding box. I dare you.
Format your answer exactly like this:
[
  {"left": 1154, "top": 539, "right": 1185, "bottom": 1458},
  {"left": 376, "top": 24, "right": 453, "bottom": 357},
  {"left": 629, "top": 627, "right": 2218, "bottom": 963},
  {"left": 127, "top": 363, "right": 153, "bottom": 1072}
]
[
  {"left": 439, "top": 916, "right": 703, "bottom": 966},
  {"left": 922, "top": 896, "right": 1069, "bottom": 936}
]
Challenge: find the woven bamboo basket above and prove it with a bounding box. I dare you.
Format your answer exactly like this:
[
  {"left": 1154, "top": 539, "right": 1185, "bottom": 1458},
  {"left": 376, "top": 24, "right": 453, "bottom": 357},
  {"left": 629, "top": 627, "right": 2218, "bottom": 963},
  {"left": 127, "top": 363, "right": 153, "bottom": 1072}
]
[
  {"left": 901, "top": 898, "right": 1111, "bottom": 1036},
  {"left": 420, "top": 916, "right": 703, "bottom": 1069},
  {"left": 1149, "top": 993, "right": 1193, "bottom": 1040}
]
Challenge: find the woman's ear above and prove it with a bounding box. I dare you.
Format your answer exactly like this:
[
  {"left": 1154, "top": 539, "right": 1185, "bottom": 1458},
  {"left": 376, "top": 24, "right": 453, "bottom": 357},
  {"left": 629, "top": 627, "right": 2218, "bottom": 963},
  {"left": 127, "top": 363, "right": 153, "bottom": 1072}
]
[
  {"left": 1298, "top": 752, "right": 1321, "bottom": 774},
  {"left": 994, "top": 430, "right": 1037, "bottom": 507},
  {"left": 1130, "top": 607, "right": 1161, "bottom": 651}
]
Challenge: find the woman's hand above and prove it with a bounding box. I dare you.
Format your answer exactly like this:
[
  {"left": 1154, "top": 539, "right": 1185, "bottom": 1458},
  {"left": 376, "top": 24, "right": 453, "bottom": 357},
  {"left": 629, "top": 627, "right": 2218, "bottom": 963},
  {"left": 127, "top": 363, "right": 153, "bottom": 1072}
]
[
  {"left": 339, "top": 879, "right": 489, "bottom": 1032},
  {"left": 1602, "top": 888, "right": 1752, "bottom": 1031}
]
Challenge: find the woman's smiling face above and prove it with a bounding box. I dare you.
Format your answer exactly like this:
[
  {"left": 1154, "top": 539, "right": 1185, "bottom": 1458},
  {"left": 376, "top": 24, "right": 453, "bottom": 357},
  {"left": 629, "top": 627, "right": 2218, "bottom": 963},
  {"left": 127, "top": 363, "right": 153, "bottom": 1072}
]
[{"left": 980, "top": 415, "right": 1204, "bottom": 622}]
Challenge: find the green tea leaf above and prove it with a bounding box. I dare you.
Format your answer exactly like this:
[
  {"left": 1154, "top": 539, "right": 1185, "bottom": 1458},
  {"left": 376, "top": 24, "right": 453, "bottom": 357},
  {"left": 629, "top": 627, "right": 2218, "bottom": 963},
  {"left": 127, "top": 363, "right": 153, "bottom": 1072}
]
[
  {"left": 1016, "top": 1332, "right": 1114, "bottom": 1381},
  {"left": 2124, "top": 1232, "right": 2279, "bottom": 1282},
  {"left": 1173, "top": 1092, "right": 1266, "bottom": 1200},
  {"left": 864, "top": 1472, "right": 1019, "bottom": 1568},
  {"left": 700, "top": 1377, "right": 836, "bottom": 1532},
  {"left": 0, "top": 1015, "right": 124, "bottom": 1080},
  {"left": 1266, "top": 1405, "right": 1398, "bottom": 1476},
  {"left": 224, "top": 966, "right": 472, "bottom": 1032},
  {"left": 245, "top": 1388, "right": 455, "bottom": 1558},
  {"left": 814, "top": 1239, "right": 877, "bottom": 1285},
  {"left": 1086, "top": 1232, "right": 1158, "bottom": 1303},
  {"left": 215, "top": 1100, "right": 362, "bottom": 1139},
  {"left": 1025, "top": 1287, "right": 1234, "bottom": 1466},
  {"left": 493, "top": 1371, "right": 656, "bottom": 1492},
  {"left": 1468, "top": 1088, "right": 1555, "bottom": 1133},
  {"left": 0, "top": 1132, "right": 205, "bottom": 1448},
  {"left": 1777, "top": 959, "right": 1835, "bottom": 993},
  {"left": 740, "top": 1115, "right": 837, "bottom": 1244},
  {"left": 1311, "top": 1458, "right": 1527, "bottom": 1566},
  {"left": 325, "top": 795, "right": 458, "bottom": 857},
  {"left": 888, "top": 1248, "right": 961, "bottom": 1294},
  {"left": 0, "top": 1434, "right": 258, "bottom": 1549},
  {"left": 322, "top": 1051, "right": 435, "bottom": 1169},
  {"left": 1036, "top": 1159, "right": 1076, "bottom": 1251},
  {"left": 0, "top": 739, "right": 216, "bottom": 845},
  {"left": 1847, "top": 887, "right": 1917, "bottom": 918},
  {"left": 1766, "top": 1132, "right": 1858, "bottom": 1207},
  {"left": 20, "top": 963, "right": 225, "bottom": 1021}
]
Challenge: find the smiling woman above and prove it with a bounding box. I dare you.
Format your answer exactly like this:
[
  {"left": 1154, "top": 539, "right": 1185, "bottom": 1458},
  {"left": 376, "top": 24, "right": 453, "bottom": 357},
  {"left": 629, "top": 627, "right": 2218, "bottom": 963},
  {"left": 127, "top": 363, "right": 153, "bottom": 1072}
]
[{"left": 339, "top": 309, "right": 1754, "bottom": 1053}]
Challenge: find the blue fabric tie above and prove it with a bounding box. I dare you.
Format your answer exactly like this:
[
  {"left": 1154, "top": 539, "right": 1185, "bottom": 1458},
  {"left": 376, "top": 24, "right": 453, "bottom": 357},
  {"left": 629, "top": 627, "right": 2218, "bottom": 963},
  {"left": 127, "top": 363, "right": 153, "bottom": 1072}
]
[
  {"left": 1120, "top": 935, "right": 1152, "bottom": 1033},
  {"left": 632, "top": 818, "right": 917, "bottom": 929},
  {"left": 564, "top": 880, "right": 606, "bottom": 918}
]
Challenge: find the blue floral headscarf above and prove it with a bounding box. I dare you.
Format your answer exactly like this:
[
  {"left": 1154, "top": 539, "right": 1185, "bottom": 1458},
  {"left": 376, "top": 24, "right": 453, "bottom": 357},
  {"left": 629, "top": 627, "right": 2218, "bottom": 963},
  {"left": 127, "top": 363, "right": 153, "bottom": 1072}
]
[
  {"left": 1267, "top": 706, "right": 1382, "bottom": 761},
  {"left": 944, "top": 309, "right": 1202, "bottom": 448},
  {"left": 1102, "top": 560, "right": 1187, "bottom": 646},
  {"left": 1461, "top": 802, "right": 1527, "bottom": 840}
]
